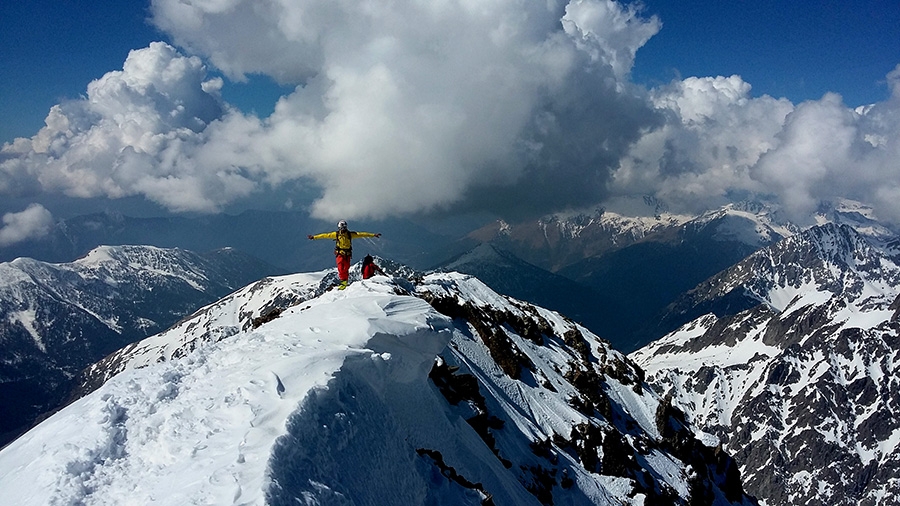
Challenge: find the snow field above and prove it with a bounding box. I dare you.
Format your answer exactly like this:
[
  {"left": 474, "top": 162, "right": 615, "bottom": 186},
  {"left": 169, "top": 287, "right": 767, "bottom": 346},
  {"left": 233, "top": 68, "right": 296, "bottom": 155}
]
[{"left": 0, "top": 279, "right": 452, "bottom": 505}]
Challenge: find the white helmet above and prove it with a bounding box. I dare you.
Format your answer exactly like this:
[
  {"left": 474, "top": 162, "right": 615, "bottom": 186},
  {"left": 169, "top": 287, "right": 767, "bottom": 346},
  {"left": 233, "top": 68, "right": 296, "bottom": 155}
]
[{"left": 337, "top": 220, "right": 348, "bottom": 230}]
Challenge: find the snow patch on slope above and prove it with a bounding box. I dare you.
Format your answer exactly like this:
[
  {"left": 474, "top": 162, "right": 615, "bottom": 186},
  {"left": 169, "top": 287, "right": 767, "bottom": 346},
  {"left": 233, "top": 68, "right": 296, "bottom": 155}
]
[{"left": 9, "top": 308, "right": 43, "bottom": 352}]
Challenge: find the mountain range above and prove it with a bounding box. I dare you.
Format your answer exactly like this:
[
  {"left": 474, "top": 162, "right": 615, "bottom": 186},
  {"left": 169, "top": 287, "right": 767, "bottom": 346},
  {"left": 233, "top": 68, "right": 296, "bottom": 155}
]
[
  {"left": 0, "top": 267, "right": 756, "bottom": 505},
  {"left": 0, "top": 245, "right": 282, "bottom": 446},
  {"left": 2, "top": 198, "right": 900, "bottom": 504},
  {"left": 0, "top": 210, "right": 465, "bottom": 272},
  {"left": 452, "top": 202, "right": 789, "bottom": 351},
  {"left": 4, "top": 199, "right": 894, "bottom": 352},
  {"left": 460, "top": 199, "right": 898, "bottom": 352},
  {"left": 630, "top": 223, "right": 900, "bottom": 505}
]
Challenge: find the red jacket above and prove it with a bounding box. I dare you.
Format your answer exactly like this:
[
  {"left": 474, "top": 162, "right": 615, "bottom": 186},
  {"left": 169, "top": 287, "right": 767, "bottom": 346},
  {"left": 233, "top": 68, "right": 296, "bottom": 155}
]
[{"left": 362, "top": 261, "right": 384, "bottom": 279}]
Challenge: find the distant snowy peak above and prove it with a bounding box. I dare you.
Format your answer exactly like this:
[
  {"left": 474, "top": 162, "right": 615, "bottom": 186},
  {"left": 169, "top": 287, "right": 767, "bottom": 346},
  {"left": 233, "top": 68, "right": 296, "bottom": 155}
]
[
  {"left": 662, "top": 223, "right": 900, "bottom": 323},
  {"left": 469, "top": 207, "right": 692, "bottom": 245},
  {"left": 468, "top": 200, "right": 898, "bottom": 278},
  {"left": 75, "top": 245, "right": 208, "bottom": 287},
  {"left": 816, "top": 198, "right": 898, "bottom": 242},
  {"left": 639, "top": 223, "right": 900, "bottom": 360},
  {"left": 441, "top": 242, "right": 514, "bottom": 269},
  {"left": 0, "top": 245, "right": 257, "bottom": 351},
  {"left": 691, "top": 203, "right": 795, "bottom": 246},
  {"left": 636, "top": 222, "right": 900, "bottom": 371},
  {"left": 539, "top": 209, "right": 693, "bottom": 242},
  {"left": 478, "top": 200, "right": 792, "bottom": 247},
  {"left": 682, "top": 198, "right": 896, "bottom": 245},
  {"left": 4, "top": 244, "right": 262, "bottom": 296},
  {"left": 507, "top": 198, "right": 893, "bottom": 248}
]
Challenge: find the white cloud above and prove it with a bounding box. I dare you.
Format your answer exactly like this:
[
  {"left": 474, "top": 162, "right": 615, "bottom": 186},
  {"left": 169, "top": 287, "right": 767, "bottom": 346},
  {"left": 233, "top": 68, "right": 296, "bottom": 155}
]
[
  {"left": 752, "top": 93, "right": 860, "bottom": 220},
  {"left": 0, "top": 42, "right": 239, "bottom": 213},
  {"left": 611, "top": 68, "right": 900, "bottom": 224},
  {"left": 611, "top": 75, "right": 795, "bottom": 212},
  {"left": 2, "top": 0, "right": 899, "bottom": 225},
  {"left": 148, "top": 0, "right": 665, "bottom": 219},
  {"left": 2, "top": 0, "right": 665, "bottom": 219},
  {"left": 562, "top": 0, "right": 660, "bottom": 82},
  {"left": 753, "top": 82, "right": 900, "bottom": 223},
  {"left": 0, "top": 204, "right": 54, "bottom": 247}
]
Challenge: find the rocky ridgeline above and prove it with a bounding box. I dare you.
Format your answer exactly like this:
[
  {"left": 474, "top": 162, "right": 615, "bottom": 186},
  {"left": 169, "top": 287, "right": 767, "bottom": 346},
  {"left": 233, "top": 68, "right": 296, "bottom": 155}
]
[{"left": 419, "top": 278, "right": 751, "bottom": 504}]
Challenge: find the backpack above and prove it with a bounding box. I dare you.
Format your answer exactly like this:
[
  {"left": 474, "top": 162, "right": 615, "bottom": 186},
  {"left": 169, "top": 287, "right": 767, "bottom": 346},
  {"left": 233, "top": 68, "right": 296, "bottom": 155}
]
[{"left": 334, "top": 229, "right": 352, "bottom": 256}]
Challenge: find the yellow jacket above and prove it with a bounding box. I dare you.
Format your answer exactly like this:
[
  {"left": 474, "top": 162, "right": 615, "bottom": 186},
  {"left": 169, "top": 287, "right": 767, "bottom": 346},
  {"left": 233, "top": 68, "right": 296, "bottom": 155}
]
[{"left": 309, "top": 230, "right": 379, "bottom": 256}]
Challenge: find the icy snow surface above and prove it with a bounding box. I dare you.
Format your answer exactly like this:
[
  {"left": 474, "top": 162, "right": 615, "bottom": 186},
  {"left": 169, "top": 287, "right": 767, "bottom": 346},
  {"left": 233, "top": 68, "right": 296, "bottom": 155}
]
[{"left": 0, "top": 277, "right": 452, "bottom": 506}]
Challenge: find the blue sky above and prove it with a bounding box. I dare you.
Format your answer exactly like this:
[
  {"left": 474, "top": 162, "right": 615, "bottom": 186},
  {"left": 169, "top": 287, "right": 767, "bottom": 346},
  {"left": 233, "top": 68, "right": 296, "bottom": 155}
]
[
  {"left": 1, "top": 0, "right": 899, "bottom": 235},
  {"left": 0, "top": 0, "right": 290, "bottom": 144},
  {"left": 632, "top": 0, "right": 900, "bottom": 106},
  {"left": 3, "top": 0, "right": 897, "bottom": 145},
  {"left": 1, "top": 1, "right": 156, "bottom": 143}
]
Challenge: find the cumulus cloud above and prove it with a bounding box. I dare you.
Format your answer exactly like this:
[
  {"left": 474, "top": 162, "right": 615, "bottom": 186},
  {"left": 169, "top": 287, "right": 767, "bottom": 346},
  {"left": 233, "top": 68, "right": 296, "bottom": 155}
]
[
  {"left": 150, "top": 0, "right": 666, "bottom": 219},
  {"left": 2, "top": 0, "right": 663, "bottom": 219},
  {"left": 0, "top": 204, "right": 54, "bottom": 247},
  {"left": 561, "top": 0, "right": 660, "bottom": 82},
  {"left": 2, "top": 0, "right": 899, "bottom": 225},
  {"left": 753, "top": 79, "right": 900, "bottom": 223},
  {"left": 611, "top": 75, "right": 795, "bottom": 212},
  {"left": 0, "top": 42, "right": 236, "bottom": 212},
  {"left": 612, "top": 67, "right": 900, "bottom": 224}
]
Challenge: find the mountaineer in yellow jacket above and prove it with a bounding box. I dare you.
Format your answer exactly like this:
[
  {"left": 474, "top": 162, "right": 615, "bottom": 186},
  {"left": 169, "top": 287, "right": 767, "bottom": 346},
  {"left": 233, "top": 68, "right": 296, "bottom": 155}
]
[{"left": 308, "top": 220, "right": 381, "bottom": 289}]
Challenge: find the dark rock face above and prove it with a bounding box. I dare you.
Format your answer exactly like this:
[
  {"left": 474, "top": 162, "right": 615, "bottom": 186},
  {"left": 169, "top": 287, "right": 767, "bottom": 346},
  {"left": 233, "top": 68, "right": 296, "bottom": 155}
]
[
  {"left": 420, "top": 275, "right": 756, "bottom": 505},
  {"left": 632, "top": 224, "right": 900, "bottom": 505}
]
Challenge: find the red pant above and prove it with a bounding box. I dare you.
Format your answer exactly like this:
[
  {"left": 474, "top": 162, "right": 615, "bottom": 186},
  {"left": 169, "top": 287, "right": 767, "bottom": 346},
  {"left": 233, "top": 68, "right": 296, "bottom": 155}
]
[{"left": 336, "top": 254, "right": 351, "bottom": 281}]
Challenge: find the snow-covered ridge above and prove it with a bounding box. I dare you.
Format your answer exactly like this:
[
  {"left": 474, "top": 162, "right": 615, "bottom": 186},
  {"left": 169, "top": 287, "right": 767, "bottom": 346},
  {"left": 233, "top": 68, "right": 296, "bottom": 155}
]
[
  {"left": 1, "top": 245, "right": 254, "bottom": 328},
  {"left": 815, "top": 198, "right": 898, "bottom": 243},
  {"left": 0, "top": 244, "right": 278, "bottom": 448},
  {"left": 75, "top": 245, "right": 211, "bottom": 290},
  {"left": 690, "top": 203, "right": 796, "bottom": 246},
  {"left": 3, "top": 270, "right": 755, "bottom": 505},
  {"left": 0, "top": 278, "right": 451, "bottom": 506},
  {"left": 77, "top": 271, "right": 331, "bottom": 390},
  {"left": 674, "top": 223, "right": 900, "bottom": 318},
  {"left": 539, "top": 209, "right": 693, "bottom": 242},
  {"left": 538, "top": 198, "right": 895, "bottom": 250}
]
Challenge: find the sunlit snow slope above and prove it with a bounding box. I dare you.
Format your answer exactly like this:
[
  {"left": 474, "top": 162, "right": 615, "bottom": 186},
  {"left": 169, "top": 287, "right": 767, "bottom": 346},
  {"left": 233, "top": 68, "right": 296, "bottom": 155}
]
[
  {"left": 0, "top": 269, "right": 755, "bottom": 505},
  {"left": 0, "top": 244, "right": 278, "bottom": 446}
]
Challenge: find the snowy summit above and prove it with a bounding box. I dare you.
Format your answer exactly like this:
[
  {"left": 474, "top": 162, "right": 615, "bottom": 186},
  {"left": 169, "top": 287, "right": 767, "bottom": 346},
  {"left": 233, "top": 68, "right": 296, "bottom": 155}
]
[{"left": 0, "top": 268, "right": 754, "bottom": 505}]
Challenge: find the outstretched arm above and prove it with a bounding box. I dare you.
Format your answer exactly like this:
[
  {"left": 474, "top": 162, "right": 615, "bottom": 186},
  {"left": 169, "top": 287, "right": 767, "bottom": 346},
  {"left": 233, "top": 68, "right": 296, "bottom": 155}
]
[
  {"left": 308, "top": 231, "right": 338, "bottom": 240},
  {"left": 350, "top": 231, "right": 381, "bottom": 239}
]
